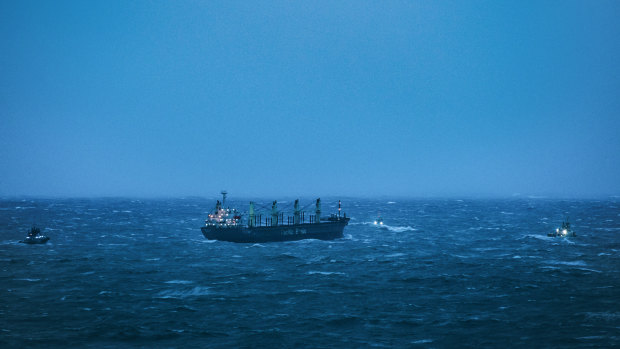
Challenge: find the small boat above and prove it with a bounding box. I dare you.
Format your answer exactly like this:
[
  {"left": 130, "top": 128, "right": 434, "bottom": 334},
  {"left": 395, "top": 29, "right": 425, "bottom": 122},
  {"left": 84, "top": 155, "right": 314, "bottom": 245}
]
[
  {"left": 547, "top": 220, "right": 576, "bottom": 237},
  {"left": 20, "top": 226, "right": 50, "bottom": 244},
  {"left": 373, "top": 217, "right": 384, "bottom": 226}
]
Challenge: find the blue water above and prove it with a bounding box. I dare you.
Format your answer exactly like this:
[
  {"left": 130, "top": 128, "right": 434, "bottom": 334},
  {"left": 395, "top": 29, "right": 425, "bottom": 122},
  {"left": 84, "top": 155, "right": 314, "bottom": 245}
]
[{"left": 1, "top": 197, "right": 619, "bottom": 347}]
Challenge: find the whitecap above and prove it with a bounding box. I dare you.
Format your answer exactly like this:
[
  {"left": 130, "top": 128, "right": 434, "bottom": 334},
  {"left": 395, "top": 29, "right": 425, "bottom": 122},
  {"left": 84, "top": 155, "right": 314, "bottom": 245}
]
[
  {"left": 306, "top": 271, "right": 345, "bottom": 276},
  {"left": 577, "top": 268, "right": 602, "bottom": 273},
  {"left": 584, "top": 312, "right": 620, "bottom": 321},
  {"left": 412, "top": 339, "right": 433, "bottom": 344},
  {"left": 342, "top": 234, "right": 356, "bottom": 241},
  {"left": 383, "top": 225, "right": 416, "bottom": 233},
  {"left": 522, "top": 234, "right": 553, "bottom": 241},
  {"left": 164, "top": 280, "right": 194, "bottom": 284},
  {"left": 15, "top": 278, "right": 40, "bottom": 282},
  {"left": 546, "top": 260, "right": 587, "bottom": 266},
  {"left": 387, "top": 201, "right": 396, "bottom": 204},
  {"left": 385, "top": 253, "right": 406, "bottom": 258},
  {"left": 156, "top": 286, "right": 211, "bottom": 299}
]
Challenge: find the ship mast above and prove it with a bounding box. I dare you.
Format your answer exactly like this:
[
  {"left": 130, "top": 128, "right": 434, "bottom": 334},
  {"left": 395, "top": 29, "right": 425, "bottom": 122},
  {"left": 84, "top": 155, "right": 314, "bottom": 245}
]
[
  {"left": 294, "top": 199, "right": 301, "bottom": 224},
  {"left": 315, "top": 198, "right": 321, "bottom": 224},
  {"left": 338, "top": 200, "right": 341, "bottom": 218},
  {"left": 249, "top": 201, "right": 255, "bottom": 227},
  {"left": 271, "top": 200, "right": 278, "bottom": 226},
  {"left": 221, "top": 190, "right": 228, "bottom": 206}
]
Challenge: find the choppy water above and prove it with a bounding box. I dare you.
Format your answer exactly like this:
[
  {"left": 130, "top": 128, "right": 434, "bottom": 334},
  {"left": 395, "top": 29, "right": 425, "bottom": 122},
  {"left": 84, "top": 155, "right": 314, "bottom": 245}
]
[{"left": 1, "top": 197, "right": 619, "bottom": 347}]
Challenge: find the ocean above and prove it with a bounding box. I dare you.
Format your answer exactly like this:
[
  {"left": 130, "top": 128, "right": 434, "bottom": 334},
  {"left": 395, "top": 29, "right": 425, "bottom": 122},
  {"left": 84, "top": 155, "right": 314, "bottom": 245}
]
[{"left": 1, "top": 197, "right": 619, "bottom": 347}]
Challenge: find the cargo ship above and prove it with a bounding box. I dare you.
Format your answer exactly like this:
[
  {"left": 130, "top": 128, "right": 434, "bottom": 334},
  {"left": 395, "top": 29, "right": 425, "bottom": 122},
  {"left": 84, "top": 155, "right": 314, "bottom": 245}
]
[{"left": 201, "top": 192, "right": 350, "bottom": 243}]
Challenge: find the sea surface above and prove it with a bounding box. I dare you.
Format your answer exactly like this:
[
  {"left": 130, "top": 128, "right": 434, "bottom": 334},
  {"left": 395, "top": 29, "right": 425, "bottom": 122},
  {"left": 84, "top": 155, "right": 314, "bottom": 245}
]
[{"left": 1, "top": 197, "right": 619, "bottom": 348}]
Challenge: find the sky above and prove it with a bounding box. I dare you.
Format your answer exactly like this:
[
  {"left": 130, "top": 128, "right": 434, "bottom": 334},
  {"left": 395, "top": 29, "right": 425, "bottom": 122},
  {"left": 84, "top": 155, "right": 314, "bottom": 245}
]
[{"left": 1, "top": 1, "right": 619, "bottom": 198}]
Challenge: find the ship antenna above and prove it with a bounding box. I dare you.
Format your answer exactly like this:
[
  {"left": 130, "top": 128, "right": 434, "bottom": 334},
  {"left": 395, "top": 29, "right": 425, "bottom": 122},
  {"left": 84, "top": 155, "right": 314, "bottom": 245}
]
[
  {"left": 338, "top": 200, "right": 341, "bottom": 218},
  {"left": 221, "top": 190, "right": 228, "bottom": 206}
]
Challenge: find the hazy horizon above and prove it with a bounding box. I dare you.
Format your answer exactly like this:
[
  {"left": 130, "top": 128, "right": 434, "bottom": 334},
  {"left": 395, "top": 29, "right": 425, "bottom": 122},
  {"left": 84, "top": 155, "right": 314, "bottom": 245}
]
[
  {"left": 2, "top": 1, "right": 619, "bottom": 198},
  {"left": 2, "top": 192, "right": 618, "bottom": 201}
]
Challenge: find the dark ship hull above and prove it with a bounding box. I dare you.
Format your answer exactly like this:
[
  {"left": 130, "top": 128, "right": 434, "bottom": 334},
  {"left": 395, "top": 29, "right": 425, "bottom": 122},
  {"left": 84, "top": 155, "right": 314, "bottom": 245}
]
[
  {"left": 547, "top": 231, "right": 576, "bottom": 237},
  {"left": 20, "top": 236, "right": 49, "bottom": 244},
  {"left": 201, "top": 218, "right": 349, "bottom": 243}
]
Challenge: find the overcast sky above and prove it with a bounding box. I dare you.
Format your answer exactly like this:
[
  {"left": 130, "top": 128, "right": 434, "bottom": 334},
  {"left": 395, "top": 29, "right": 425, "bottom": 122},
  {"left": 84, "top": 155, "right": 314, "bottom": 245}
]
[{"left": 1, "top": 1, "right": 619, "bottom": 198}]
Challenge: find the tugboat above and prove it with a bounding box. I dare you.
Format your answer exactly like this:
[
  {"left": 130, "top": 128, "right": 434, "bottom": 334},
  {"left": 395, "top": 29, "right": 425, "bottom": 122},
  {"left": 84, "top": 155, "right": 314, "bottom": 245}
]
[
  {"left": 201, "top": 192, "right": 350, "bottom": 243},
  {"left": 548, "top": 220, "right": 576, "bottom": 237},
  {"left": 20, "top": 226, "right": 50, "bottom": 244}
]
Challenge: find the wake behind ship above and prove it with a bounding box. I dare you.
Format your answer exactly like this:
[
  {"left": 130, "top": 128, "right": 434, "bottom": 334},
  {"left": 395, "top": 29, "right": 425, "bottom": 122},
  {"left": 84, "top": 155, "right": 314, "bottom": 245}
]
[{"left": 201, "top": 192, "right": 350, "bottom": 243}]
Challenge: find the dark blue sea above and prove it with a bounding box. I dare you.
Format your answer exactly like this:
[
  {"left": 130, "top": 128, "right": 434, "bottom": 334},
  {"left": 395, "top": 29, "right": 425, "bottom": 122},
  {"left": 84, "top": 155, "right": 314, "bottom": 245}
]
[{"left": 1, "top": 197, "right": 619, "bottom": 348}]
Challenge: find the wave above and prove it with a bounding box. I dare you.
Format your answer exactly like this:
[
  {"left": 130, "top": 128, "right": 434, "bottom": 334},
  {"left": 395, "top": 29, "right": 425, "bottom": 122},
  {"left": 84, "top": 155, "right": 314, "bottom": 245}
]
[
  {"left": 155, "top": 286, "right": 211, "bottom": 299},
  {"left": 360, "top": 221, "right": 416, "bottom": 233},
  {"left": 1, "top": 240, "right": 20, "bottom": 246},
  {"left": 577, "top": 268, "right": 602, "bottom": 273},
  {"left": 385, "top": 253, "right": 406, "bottom": 258},
  {"left": 306, "top": 271, "right": 345, "bottom": 276},
  {"left": 383, "top": 225, "right": 416, "bottom": 233},
  {"left": 353, "top": 222, "right": 416, "bottom": 232},
  {"left": 583, "top": 312, "right": 620, "bottom": 321},
  {"left": 164, "top": 280, "right": 194, "bottom": 284},
  {"left": 546, "top": 260, "right": 587, "bottom": 266},
  {"left": 521, "top": 234, "right": 554, "bottom": 241},
  {"left": 342, "top": 234, "right": 356, "bottom": 241}
]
